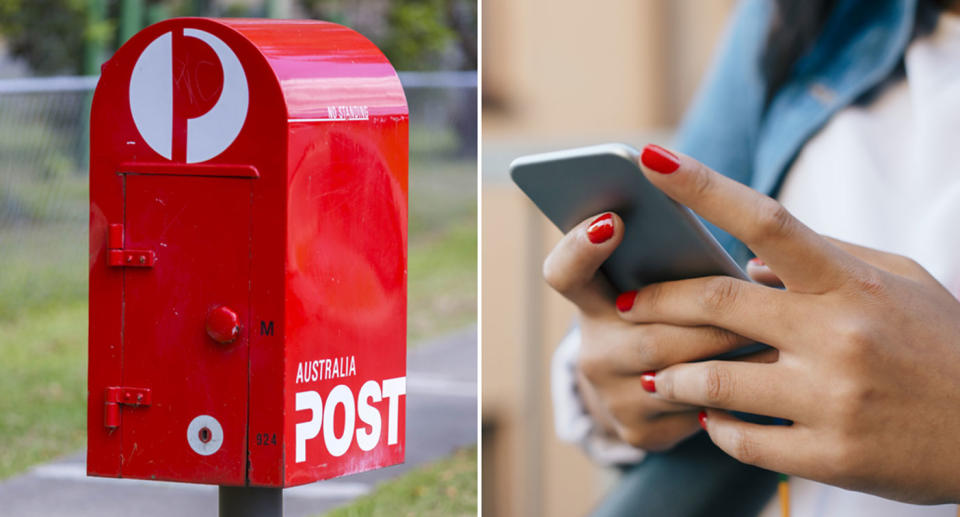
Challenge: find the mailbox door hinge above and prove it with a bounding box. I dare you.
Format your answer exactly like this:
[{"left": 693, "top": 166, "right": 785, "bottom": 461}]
[
  {"left": 104, "top": 386, "right": 152, "bottom": 429},
  {"left": 107, "top": 223, "right": 156, "bottom": 267}
]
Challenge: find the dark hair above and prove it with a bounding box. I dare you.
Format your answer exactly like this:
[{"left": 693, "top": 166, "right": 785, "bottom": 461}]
[{"left": 761, "top": 0, "right": 952, "bottom": 106}]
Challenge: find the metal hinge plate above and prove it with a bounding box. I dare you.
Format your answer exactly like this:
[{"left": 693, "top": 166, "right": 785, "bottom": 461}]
[
  {"left": 104, "top": 386, "right": 152, "bottom": 429},
  {"left": 107, "top": 223, "right": 155, "bottom": 268}
]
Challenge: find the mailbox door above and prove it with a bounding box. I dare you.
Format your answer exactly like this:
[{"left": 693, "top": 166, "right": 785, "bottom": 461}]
[{"left": 120, "top": 173, "right": 252, "bottom": 484}]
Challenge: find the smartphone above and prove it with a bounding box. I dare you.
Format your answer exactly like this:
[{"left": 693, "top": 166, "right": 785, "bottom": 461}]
[
  {"left": 511, "top": 143, "right": 778, "bottom": 421},
  {"left": 510, "top": 139, "right": 786, "bottom": 398},
  {"left": 510, "top": 142, "right": 748, "bottom": 293}
]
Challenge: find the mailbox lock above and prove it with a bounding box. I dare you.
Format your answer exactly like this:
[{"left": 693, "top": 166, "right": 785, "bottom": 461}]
[
  {"left": 206, "top": 305, "right": 240, "bottom": 344},
  {"left": 187, "top": 415, "right": 224, "bottom": 456}
]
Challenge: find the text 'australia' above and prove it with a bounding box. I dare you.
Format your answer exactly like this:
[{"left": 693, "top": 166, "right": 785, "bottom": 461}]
[{"left": 296, "top": 356, "right": 357, "bottom": 384}]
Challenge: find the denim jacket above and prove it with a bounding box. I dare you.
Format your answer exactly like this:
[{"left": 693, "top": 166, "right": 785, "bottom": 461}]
[
  {"left": 591, "top": 1, "right": 922, "bottom": 515},
  {"left": 677, "top": 0, "right": 919, "bottom": 265}
]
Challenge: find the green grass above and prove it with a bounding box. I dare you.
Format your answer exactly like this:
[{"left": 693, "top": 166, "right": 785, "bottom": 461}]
[
  {"left": 408, "top": 217, "right": 476, "bottom": 343},
  {"left": 0, "top": 170, "right": 88, "bottom": 224},
  {"left": 322, "top": 446, "right": 477, "bottom": 517},
  {"left": 0, "top": 302, "right": 88, "bottom": 479},
  {"left": 409, "top": 156, "right": 476, "bottom": 243},
  {"left": 408, "top": 156, "right": 476, "bottom": 343},
  {"left": 0, "top": 222, "right": 87, "bottom": 322}
]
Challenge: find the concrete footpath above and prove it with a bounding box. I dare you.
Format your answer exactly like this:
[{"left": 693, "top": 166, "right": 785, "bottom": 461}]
[{"left": 0, "top": 326, "right": 478, "bottom": 517}]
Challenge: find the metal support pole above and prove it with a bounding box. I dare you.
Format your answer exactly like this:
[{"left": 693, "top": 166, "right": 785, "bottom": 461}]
[
  {"left": 119, "top": 0, "right": 146, "bottom": 45},
  {"left": 83, "top": 0, "right": 107, "bottom": 76},
  {"left": 218, "top": 486, "right": 282, "bottom": 517},
  {"left": 82, "top": 0, "right": 108, "bottom": 177}
]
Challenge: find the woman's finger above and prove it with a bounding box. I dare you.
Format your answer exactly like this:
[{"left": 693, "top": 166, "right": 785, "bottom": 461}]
[
  {"left": 637, "top": 144, "right": 856, "bottom": 293},
  {"left": 576, "top": 371, "right": 702, "bottom": 446},
  {"left": 616, "top": 376, "right": 705, "bottom": 415},
  {"left": 617, "top": 276, "right": 808, "bottom": 348},
  {"left": 745, "top": 258, "right": 783, "bottom": 287},
  {"left": 702, "top": 410, "right": 818, "bottom": 479},
  {"left": 652, "top": 360, "right": 806, "bottom": 420},
  {"left": 542, "top": 212, "right": 623, "bottom": 315},
  {"left": 617, "top": 323, "right": 754, "bottom": 371}
]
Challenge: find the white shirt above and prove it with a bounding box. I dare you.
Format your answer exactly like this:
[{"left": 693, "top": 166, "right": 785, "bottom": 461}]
[
  {"left": 759, "top": 10, "right": 960, "bottom": 517},
  {"left": 552, "top": 10, "right": 960, "bottom": 516}
]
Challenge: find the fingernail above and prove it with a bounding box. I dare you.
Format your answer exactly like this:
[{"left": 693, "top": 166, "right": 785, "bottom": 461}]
[
  {"left": 641, "top": 144, "right": 681, "bottom": 174},
  {"left": 698, "top": 410, "right": 708, "bottom": 430},
  {"left": 616, "top": 291, "right": 637, "bottom": 312},
  {"left": 640, "top": 371, "right": 656, "bottom": 393},
  {"left": 586, "top": 213, "right": 614, "bottom": 244},
  {"left": 748, "top": 257, "right": 765, "bottom": 266}
]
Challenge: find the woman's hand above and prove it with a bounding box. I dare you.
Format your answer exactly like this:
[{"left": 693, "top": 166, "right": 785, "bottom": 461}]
[
  {"left": 542, "top": 211, "right": 758, "bottom": 451},
  {"left": 626, "top": 144, "right": 960, "bottom": 504}
]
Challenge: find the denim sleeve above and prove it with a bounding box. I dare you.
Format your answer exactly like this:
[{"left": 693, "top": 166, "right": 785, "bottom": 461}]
[{"left": 671, "top": 0, "right": 773, "bottom": 264}]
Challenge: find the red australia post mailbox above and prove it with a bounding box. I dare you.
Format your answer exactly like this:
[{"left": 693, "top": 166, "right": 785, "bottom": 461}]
[{"left": 88, "top": 18, "right": 407, "bottom": 487}]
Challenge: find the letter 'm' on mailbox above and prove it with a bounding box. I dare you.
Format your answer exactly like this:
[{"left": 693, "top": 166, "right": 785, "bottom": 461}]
[{"left": 88, "top": 18, "right": 407, "bottom": 487}]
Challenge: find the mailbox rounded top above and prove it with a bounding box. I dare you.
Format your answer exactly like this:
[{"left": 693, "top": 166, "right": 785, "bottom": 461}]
[
  {"left": 102, "top": 17, "right": 407, "bottom": 124},
  {"left": 93, "top": 17, "right": 408, "bottom": 169},
  {"left": 217, "top": 18, "right": 408, "bottom": 120}
]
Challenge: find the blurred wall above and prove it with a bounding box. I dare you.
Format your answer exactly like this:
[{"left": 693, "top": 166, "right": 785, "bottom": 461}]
[{"left": 481, "top": 1, "right": 737, "bottom": 516}]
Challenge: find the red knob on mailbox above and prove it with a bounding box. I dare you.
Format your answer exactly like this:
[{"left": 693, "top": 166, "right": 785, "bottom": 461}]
[{"left": 206, "top": 306, "right": 239, "bottom": 344}]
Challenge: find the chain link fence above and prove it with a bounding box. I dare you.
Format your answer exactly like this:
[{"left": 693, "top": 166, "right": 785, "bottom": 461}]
[{"left": 0, "top": 72, "right": 477, "bottom": 322}]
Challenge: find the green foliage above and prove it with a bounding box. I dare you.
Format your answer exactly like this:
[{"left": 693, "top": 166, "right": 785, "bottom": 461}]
[
  {"left": 382, "top": 1, "right": 455, "bottom": 71},
  {"left": 298, "top": 0, "right": 476, "bottom": 70},
  {"left": 0, "top": 0, "right": 476, "bottom": 74},
  {"left": 0, "top": 0, "right": 91, "bottom": 74},
  {"left": 0, "top": 0, "right": 206, "bottom": 74}
]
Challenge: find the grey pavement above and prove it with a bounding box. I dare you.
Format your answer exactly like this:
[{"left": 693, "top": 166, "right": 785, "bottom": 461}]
[{"left": 0, "top": 326, "right": 477, "bottom": 517}]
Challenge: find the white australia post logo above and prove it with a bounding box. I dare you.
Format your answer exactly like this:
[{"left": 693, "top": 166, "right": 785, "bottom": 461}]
[
  {"left": 128, "top": 28, "right": 249, "bottom": 163},
  {"left": 292, "top": 355, "right": 406, "bottom": 462}
]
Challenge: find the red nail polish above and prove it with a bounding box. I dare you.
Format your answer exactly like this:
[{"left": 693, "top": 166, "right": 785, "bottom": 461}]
[
  {"left": 616, "top": 291, "right": 637, "bottom": 312},
  {"left": 640, "top": 371, "right": 656, "bottom": 393},
  {"left": 586, "top": 213, "right": 614, "bottom": 243},
  {"left": 748, "top": 257, "right": 765, "bottom": 266},
  {"left": 698, "top": 410, "right": 708, "bottom": 430},
  {"left": 641, "top": 144, "right": 681, "bottom": 174}
]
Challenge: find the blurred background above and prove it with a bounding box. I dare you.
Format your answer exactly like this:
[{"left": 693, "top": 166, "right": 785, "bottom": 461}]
[
  {"left": 0, "top": 1, "right": 476, "bottom": 516},
  {"left": 481, "top": 1, "right": 737, "bottom": 516}
]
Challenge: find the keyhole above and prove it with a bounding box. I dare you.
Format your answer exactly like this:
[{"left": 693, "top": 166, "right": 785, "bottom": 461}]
[{"left": 199, "top": 427, "right": 212, "bottom": 443}]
